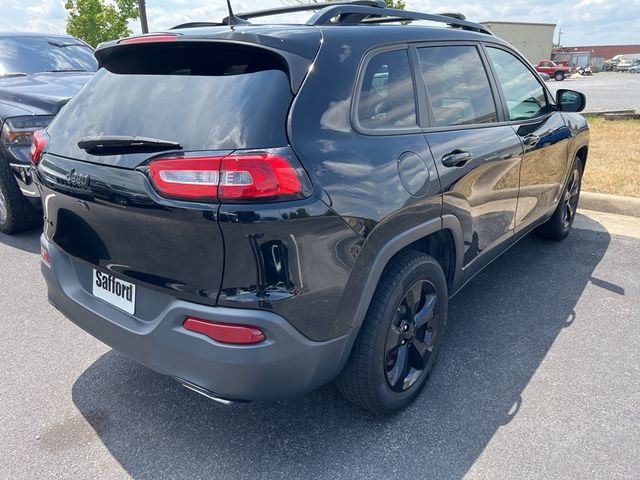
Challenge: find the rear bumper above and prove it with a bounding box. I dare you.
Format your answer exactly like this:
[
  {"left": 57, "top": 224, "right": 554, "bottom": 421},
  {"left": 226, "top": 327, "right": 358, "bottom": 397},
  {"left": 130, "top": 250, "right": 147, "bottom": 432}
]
[{"left": 41, "top": 235, "right": 357, "bottom": 401}]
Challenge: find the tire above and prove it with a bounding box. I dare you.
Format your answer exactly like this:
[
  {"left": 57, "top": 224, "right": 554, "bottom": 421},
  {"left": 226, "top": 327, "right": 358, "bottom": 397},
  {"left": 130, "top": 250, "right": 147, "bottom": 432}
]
[
  {"left": 536, "top": 157, "right": 583, "bottom": 241},
  {"left": 337, "top": 250, "right": 448, "bottom": 414},
  {"left": 0, "top": 157, "right": 42, "bottom": 235},
  {"left": 554, "top": 71, "right": 565, "bottom": 81}
]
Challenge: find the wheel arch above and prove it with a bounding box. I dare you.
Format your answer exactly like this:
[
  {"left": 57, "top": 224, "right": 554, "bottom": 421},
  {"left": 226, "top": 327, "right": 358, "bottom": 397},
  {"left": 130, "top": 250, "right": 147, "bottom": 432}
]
[
  {"left": 575, "top": 144, "right": 589, "bottom": 170},
  {"left": 346, "top": 215, "right": 464, "bottom": 333}
]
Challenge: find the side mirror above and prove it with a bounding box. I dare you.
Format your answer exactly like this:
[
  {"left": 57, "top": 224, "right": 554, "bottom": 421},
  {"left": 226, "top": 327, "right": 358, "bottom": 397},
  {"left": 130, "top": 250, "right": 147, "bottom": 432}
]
[{"left": 556, "top": 89, "right": 586, "bottom": 112}]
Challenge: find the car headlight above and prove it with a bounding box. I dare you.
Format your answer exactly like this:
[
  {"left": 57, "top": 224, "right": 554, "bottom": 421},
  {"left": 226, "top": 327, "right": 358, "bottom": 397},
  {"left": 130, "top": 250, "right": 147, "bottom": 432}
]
[{"left": 1, "top": 115, "right": 54, "bottom": 146}]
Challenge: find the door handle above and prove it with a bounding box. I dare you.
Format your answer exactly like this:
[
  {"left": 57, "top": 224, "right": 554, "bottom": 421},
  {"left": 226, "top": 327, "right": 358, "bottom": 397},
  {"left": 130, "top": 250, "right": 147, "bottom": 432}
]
[
  {"left": 442, "top": 151, "right": 472, "bottom": 167},
  {"left": 523, "top": 134, "right": 540, "bottom": 147}
]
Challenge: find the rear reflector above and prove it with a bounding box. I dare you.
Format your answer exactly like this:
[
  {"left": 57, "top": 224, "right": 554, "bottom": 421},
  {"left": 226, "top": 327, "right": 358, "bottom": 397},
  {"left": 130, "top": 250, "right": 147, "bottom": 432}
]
[
  {"left": 183, "top": 317, "right": 266, "bottom": 344},
  {"left": 147, "top": 153, "right": 303, "bottom": 202},
  {"left": 120, "top": 35, "right": 178, "bottom": 44},
  {"left": 40, "top": 245, "right": 50, "bottom": 267}
]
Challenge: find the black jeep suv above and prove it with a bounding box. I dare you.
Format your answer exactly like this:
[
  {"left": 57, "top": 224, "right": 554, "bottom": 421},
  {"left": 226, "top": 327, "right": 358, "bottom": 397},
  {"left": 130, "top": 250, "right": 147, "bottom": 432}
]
[
  {"left": 0, "top": 33, "right": 97, "bottom": 234},
  {"left": 34, "top": 2, "right": 588, "bottom": 414}
]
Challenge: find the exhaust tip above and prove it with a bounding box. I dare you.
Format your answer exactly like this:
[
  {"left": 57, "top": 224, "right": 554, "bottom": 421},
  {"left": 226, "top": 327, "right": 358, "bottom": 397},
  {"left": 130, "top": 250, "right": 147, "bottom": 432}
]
[{"left": 174, "top": 377, "right": 245, "bottom": 405}]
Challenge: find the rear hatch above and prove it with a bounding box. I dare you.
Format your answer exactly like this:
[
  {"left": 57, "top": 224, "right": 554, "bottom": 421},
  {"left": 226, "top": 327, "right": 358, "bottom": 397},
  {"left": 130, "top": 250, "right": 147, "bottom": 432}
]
[{"left": 37, "top": 37, "right": 314, "bottom": 307}]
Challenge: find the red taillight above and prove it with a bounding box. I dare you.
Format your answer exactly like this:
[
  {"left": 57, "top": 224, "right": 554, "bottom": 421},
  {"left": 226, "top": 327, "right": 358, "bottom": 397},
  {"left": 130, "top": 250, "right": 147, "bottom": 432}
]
[
  {"left": 30, "top": 129, "right": 47, "bottom": 165},
  {"left": 219, "top": 154, "right": 301, "bottom": 199},
  {"left": 147, "top": 153, "right": 303, "bottom": 202},
  {"left": 183, "top": 317, "right": 266, "bottom": 344},
  {"left": 120, "top": 35, "right": 178, "bottom": 44}
]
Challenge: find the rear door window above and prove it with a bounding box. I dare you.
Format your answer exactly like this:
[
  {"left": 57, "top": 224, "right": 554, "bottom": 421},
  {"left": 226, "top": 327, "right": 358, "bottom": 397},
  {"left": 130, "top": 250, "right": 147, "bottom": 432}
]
[
  {"left": 417, "top": 45, "right": 498, "bottom": 127},
  {"left": 355, "top": 49, "right": 417, "bottom": 131}
]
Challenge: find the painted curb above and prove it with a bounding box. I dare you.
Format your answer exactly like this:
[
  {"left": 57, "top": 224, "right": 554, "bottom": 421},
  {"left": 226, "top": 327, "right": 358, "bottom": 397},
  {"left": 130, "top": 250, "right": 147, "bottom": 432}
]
[{"left": 580, "top": 191, "right": 640, "bottom": 218}]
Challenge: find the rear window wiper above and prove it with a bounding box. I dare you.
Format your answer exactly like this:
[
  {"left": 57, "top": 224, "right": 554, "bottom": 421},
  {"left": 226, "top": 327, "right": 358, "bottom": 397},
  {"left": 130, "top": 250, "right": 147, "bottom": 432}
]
[
  {"left": 47, "top": 41, "right": 84, "bottom": 48},
  {"left": 0, "top": 72, "right": 29, "bottom": 78},
  {"left": 78, "top": 135, "right": 182, "bottom": 154}
]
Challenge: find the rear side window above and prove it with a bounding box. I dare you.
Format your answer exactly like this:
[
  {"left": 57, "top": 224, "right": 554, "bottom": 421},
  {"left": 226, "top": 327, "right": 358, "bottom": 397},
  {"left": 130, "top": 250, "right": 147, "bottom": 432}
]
[
  {"left": 486, "top": 47, "right": 550, "bottom": 121},
  {"left": 46, "top": 43, "right": 293, "bottom": 161},
  {"left": 356, "top": 49, "right": 417, "bottom": 131},
  {"left": 418, "top": 45, "right": 498, "bottom": 127}
]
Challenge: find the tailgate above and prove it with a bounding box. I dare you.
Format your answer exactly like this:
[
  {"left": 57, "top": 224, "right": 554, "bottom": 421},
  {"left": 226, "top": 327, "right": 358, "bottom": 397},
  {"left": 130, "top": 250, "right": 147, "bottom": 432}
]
[
  {"left": 34, "top": 39, "right": 303, "bottom": 305},
  {"left": 38, "top": 153, "right": 224, "bottom": 305}
]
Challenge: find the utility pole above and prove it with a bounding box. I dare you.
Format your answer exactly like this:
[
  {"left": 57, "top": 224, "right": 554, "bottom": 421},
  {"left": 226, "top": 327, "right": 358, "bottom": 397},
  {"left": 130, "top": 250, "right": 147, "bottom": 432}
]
[
  {"left": 138, "top": 0, "right": 149, "bottom": 33},
  {"left": 557, "top": 27, "right": 563, "bottom": 47}
]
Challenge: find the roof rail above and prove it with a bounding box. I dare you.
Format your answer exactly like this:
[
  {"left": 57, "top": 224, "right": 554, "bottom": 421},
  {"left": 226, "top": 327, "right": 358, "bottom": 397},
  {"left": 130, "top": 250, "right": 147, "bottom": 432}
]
[
  {"left": 362, "top": 12, "right": 468, "bottom": 23},
  {"left": 176, "top": 1, "right": 491, "bottom": 36},
  {"left": 221, "top": 1, "right": 385, "bottom": 24},
  {"left": 438, "top": 12, "right": 467, "bottom": 21},
  {"left": 361, "top": 12, "right": 472, "bottom": 29},
  {"left": 307, "top": 5, "right": 492, "bottom": 34}
]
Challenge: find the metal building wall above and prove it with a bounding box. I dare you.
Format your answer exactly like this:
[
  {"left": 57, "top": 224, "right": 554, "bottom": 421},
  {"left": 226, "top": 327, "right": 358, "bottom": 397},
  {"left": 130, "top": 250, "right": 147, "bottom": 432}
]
[{"left": 481, "top": 22, "right": 556, "bottom": 64}]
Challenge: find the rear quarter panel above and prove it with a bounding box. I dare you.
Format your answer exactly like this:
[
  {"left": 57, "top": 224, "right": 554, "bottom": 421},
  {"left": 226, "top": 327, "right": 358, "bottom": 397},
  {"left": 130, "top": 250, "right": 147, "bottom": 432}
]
[
  {"left": 217, "top": 197, "right": 362, "bottom": 342},
  {"left": 287, "top": 30, "right": 445, "bottom": 337}
]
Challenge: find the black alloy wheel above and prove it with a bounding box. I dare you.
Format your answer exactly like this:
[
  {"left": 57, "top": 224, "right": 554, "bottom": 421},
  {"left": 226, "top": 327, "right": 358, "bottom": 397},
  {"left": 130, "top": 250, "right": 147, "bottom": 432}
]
[
  {"left": 562, "top": 168, "right": 581, "bottom": 230},
  {"left": 536, "top": 157, "right": 583, "bottom": 241},
  {"left": 384, "top": 280, "right": 441, "bottom": 392},
  {"left": 337, "top": 251, "right": 448, "bottom": 414}
]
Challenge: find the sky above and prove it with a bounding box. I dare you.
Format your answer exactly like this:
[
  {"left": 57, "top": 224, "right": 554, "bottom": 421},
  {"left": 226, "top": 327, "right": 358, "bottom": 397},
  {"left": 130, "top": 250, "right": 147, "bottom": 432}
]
[{"left": 0, "top": 0, "right": 639, "bottom": 46}]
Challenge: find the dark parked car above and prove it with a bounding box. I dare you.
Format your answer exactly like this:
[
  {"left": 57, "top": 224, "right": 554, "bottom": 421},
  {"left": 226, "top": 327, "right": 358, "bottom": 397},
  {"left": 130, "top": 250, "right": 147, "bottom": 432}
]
[
  {"left": 34, "top": 2, "right": 589, "bottom": 414},
  {"left": 0, "top": 33, "right": 97, "bottom": 234}
]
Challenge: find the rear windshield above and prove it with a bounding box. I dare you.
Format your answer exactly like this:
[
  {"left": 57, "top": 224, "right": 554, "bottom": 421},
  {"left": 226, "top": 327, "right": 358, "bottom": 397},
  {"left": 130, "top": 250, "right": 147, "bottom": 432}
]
[
  {"left": 47, "top": 43, "right": 292, "bottom": 164},
  {"left": 0, "top": 36, "right": 97, "bottom": 75}
]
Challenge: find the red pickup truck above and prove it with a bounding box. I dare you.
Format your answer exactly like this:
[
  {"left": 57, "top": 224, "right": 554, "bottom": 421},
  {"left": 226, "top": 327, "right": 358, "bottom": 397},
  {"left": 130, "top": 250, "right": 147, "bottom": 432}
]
[{"left": 535, "top": 61, "right": 570, "bottom": 81}]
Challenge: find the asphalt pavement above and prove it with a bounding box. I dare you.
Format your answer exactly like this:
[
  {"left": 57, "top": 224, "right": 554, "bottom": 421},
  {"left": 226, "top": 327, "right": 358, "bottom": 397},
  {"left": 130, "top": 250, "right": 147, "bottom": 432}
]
[
  {"left": 546, "top": 71, "right": 640, "bottom": 113},
  {"left": 1, "top": 211, "right": 639, "bottom": 479}
]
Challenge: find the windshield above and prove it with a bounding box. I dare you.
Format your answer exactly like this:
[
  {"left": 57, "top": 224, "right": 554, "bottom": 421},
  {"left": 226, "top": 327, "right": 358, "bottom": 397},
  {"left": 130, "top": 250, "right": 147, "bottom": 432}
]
[{"left": 0, "top": 36, "right": 97, "bottom": 76}]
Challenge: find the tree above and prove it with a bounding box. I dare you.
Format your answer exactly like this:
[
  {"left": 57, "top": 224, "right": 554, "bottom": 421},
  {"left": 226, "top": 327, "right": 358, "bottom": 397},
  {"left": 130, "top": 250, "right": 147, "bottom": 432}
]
[
  {"left": 284, "top": 0, "right": 405, "bottom": 8},
  {"left": 65, "top": 0, "right": 140, "bottom": 47},
  {"left": 384, "top": 0, "right": 406, "bottom": 9}
]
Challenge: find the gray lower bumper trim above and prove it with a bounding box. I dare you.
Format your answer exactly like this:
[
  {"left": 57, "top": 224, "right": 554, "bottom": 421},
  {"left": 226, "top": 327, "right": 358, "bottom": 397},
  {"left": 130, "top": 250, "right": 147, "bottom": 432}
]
[{"left": 41, "top": 234, "right": 359, "bottom": 401}]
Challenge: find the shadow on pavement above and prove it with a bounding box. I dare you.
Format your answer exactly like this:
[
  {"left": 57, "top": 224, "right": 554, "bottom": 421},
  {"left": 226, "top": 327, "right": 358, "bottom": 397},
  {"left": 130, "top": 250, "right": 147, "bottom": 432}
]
[
  {"left": 0, "top": 228, "right": 41, "bottom": 254},
  {"left": 72, "top": 226, "right": 612, "bottom": 479}
]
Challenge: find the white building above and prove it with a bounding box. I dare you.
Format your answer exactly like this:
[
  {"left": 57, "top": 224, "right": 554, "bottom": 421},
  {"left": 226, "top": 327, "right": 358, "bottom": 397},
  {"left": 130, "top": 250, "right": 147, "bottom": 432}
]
[{"left": 481, "top": 21, "right": 557, "bottom": 64}]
